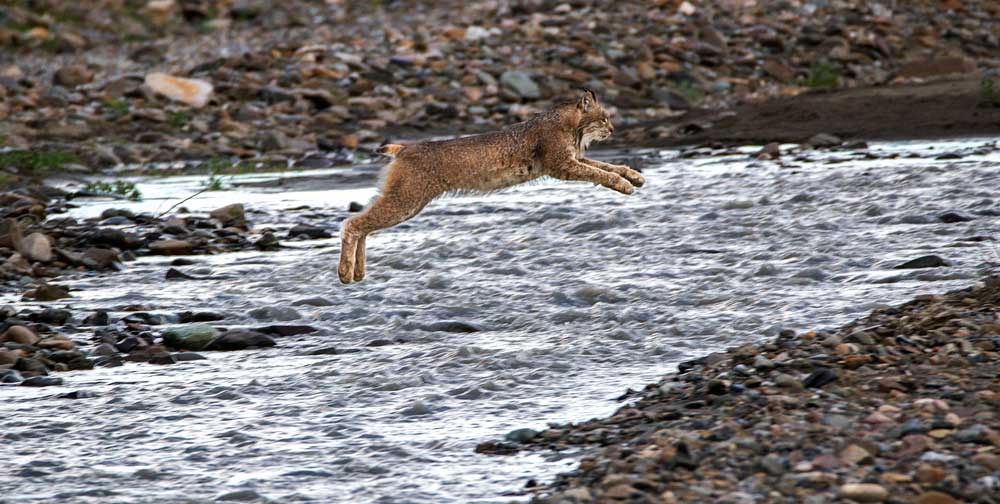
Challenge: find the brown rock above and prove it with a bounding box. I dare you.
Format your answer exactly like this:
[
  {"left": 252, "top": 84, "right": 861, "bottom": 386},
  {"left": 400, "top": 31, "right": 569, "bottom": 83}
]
[
  {"left": 1, "top": 325, "right": 40, "bottom": 346},
  {"left": 915, "top": 464, "right": 947, "bottom": 483},
  {"left": 27, "top": 284, "right": 70, "bottom": 301},
  {"left": 148, "top": 239, "right": 194, "bottom": 255},
  {"left": 762, "top": 60, "right": 796, "bottom": 83},
  {"left": 604, "top": 484, "right": 639, "bottom": 499},
  {"left": 53, "top": 65, "right": 94, "bottom": 88},
  {"left": 840, "top": 444, "right": 872, "bottom": 465},
  {"left": 36, "top": 336, "right": 75, "bottom": 351},
  {"left": 0, "top": 218, "right": 24, "bottom": 250},
  {"left": 209, "top": 204, "right": 246, "bottom": 228},
  {"left": 914, "top": 491, "right": 961, "bottom": 504},
  {"left": 82, "top": 247, "right": 119, "bottom": 269},
  {"left": 0, "top": 349, "right": 22, "bottom": 365},
  {"left": 971, "top": 453, "right": 1000, "bottom": 470}
]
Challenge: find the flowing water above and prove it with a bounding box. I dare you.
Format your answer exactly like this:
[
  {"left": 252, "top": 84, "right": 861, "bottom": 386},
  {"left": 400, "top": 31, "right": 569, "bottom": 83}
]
[{"left": 2, "top": 138, "right": 999, "bottom": 503}]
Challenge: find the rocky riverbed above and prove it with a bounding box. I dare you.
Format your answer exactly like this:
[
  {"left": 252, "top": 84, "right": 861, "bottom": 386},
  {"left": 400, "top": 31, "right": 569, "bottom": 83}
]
[
  {"left": 2, "top": 0, "right": 1000, "bottom": 167},
  {"left": 0, "top": 137, "right": 998, "bottom": 503},
  {"left": 502, "top": 276, "right": 1000, "bottom": 504}
]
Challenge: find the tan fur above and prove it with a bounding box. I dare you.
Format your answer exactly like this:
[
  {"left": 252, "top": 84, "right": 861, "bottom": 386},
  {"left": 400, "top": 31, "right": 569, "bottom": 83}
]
[
  {"left": 377, "top": 144, "right": 405, "bottom": 157},
  {"left": 338, "top": 89, "right": 645, "bottom": 284}
]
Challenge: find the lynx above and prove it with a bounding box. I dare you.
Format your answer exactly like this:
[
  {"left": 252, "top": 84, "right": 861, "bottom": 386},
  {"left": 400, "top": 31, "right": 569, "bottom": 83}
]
[{"left": 338, "top": 89, "right": 645, "bottom": 284}]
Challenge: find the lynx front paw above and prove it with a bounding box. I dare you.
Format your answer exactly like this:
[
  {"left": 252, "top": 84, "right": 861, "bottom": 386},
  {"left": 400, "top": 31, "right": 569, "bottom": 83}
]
[
  {"left": 616, "top": 179, "right": 635, "bottom": 195},
  {"left": 619, "top": 166, "right": 645, "bottom": 187}
]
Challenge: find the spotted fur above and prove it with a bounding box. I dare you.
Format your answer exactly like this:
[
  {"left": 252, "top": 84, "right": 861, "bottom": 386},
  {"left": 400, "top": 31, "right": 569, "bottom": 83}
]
[{"left": 338, "top": 89, "right": 645, "bottom": 284}]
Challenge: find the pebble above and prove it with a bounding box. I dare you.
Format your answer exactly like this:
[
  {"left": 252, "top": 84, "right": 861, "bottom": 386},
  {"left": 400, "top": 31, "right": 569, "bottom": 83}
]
[
  {"left": 838, "top": 483, "right": 888, "bottom": 502},
  {"left": 20, "top": 376, "right": 63, "bottom": 387}
]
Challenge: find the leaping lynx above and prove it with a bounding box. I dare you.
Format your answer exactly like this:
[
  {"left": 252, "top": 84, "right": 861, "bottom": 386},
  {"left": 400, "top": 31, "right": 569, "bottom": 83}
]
[{"left": 338, "top": 89, "right": 645, "bottom": 284}]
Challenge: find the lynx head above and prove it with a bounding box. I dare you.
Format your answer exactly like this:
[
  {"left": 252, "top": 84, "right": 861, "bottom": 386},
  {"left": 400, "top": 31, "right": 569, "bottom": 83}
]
[{"left": 574, "top": 88, "right": 614, "bottom": 150}]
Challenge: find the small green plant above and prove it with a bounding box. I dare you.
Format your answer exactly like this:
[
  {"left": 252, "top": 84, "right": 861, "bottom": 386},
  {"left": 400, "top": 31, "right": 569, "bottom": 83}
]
[
  {"left": 82, "top": 180, "right": 142, "bottom": 201},
  {"left": 672, "top": 81, "right": 704, "bottom": 104},
  {"left": 169, "top": 110, "right": 191, "bottom": 128},
  {"left": 0, "top": 172, "right": 17, "bottom": 189},
  {"left": 199, "top": 158, "right": 234, "bottom": 191},
  {"left": 104, "top": 98, "right": 131, "bottom": 120},
  {"left": 203, "top": 173, "right": 226, "bottom": 191},
  {"left": 802, "top": 61, "right": 840, "bottom": 89},
  {"left": 0, "top": 151, "right": 78, "bottom": 175},
  {"left": 980, "top": 78, "right": 999, "bottom": 107}
]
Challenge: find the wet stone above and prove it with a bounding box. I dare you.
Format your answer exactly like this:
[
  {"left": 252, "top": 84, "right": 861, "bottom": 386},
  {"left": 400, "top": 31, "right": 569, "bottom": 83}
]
[
  {"left": 253, "top": 325, "right": 317, "bottom": 336},
  {"left": 505, "top": 428, "right": 539, "bottom": 443},
  {"left": 162, "top": 325, "right": 220, "bottom": 351},
  {"left": 207, "top": 330, "right": 275, "bottom": 351},
  {"left": 20, "top": 376, "right": 63, "bottom": 387},
  {"left": 81, "top": 310, "right": 110, "bottom": 326},
  {"left": 895, "top": 255, "right": 950, "bottom": 269}
]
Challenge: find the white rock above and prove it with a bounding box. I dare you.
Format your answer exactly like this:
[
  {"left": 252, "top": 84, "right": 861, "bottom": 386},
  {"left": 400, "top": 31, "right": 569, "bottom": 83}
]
[
  {"left": 464, "top": 26, "right": 490, "bottom": 41},
  {"left": 144, "top": 73, "right": 213, "bottom": 108},
  {"left": 20, "top": 233, "right": 52, "bottom": 263}
]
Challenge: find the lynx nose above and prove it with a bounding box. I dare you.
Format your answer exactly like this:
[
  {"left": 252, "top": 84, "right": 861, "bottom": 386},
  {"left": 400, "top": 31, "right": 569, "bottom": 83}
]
[{"left": 608, "top": 123, "right": 614, "bottom": 133}]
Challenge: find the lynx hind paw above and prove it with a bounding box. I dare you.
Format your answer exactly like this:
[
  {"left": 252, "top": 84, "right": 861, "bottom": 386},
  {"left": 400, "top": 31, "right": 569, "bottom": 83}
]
[{"left": 338, "top": 264, "right": 354, "bottom": 284}]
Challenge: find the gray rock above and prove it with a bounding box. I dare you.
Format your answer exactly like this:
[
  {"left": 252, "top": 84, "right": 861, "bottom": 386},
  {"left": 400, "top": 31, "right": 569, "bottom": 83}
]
[
  {"left": 1, "top": 369, "right": 24, "bottom": 383},
  {"left": 21, "top": 376, "right": 63, "bottom": 387},
  {"left": 500, "top": 70, "right": 541, "bottom": 99},
  {"left": 505, "top": 428, "right": 539, "bottom": 443},
  {"left": 215, "top": 489, "right": 263, "bottom": 502},
  {"left": 759, "top": 453, "right": 786, "bottom": 475},
  {"left": 807, "top": 133, "right": 842, "bottom": 148},
  {"left": 173, "top": 352, "right": 208, "bottom": 361},
  {"left": 161, "top": 325, "right": 220, "bottom": 351},
  {"left": 753, "top": 355, "right": 775, "bottom": 371},
  {"left": 207, "top": 330, "right": 276, "bottom": 351},
  {"left": 248, "top": 306, "right": 301, "bottom": 322},
  {"left": 291, "top": 297, "right": 334, "bottom": 307},
  {"left": 894, "top": 255, "right": 950, "bottom": 269},
  {"left": 20, "top": 233, "right": 53, "bottom": 262},
  {"left": 955, "top": 424, "right": 991, "bottom": 444}
]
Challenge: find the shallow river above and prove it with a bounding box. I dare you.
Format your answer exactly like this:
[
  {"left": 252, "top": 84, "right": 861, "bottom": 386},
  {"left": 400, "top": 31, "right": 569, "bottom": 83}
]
[{"left": 2, "top": 138, "right": 999, "bottom": 503}]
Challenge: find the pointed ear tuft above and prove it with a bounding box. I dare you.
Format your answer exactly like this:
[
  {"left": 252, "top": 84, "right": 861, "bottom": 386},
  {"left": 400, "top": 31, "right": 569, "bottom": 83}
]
[
  {"left": 578, "top": 87, "right": 595, "bottom": 111},
  {"left": 576, "top": 87, "right": 598, "bottom": 111}
]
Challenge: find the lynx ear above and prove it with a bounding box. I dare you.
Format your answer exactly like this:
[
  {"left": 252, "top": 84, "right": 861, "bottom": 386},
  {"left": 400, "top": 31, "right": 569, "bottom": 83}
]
[{"left": 578, "top": 87, "right": 597, "bottom": 111}]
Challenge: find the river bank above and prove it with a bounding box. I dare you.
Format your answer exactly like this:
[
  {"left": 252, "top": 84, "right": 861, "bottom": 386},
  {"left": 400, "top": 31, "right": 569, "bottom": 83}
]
[
  {"left": 490, "top": 275, "right": 1000, "bottom": 504},
  {"left": 3, "top": 0, "right": 1000, "bottom": 170}
]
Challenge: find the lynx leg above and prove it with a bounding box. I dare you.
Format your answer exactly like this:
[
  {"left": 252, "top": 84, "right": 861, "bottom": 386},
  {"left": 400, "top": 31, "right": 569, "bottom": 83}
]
[
  {"left": 338, "top": 194, "right": 428, "bottom": 284},
  {"left": 353, "top": 234, "right": 366, "bottom": 282},
  {"left": 580, "top": 158, "right": 645, "bottom": 187},
  {"left": 552, "top": 160, "right": 635, "bottom": 195}
]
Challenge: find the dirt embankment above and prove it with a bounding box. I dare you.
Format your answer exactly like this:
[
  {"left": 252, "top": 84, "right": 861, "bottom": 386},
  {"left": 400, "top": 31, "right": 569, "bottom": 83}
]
[{"left": 625, "top": 78, "right": 1000, "bottom": 147}]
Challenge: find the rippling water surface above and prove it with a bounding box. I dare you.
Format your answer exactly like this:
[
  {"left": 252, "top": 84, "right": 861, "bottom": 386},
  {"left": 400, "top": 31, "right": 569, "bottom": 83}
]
[{"left": 2, "top": 139, "right": 998, "bottom": 503}]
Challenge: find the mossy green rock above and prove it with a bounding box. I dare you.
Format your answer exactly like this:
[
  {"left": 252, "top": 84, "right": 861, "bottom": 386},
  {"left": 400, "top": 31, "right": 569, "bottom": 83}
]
[{"left": 162, "top": 325, "right": 219, "bottom": 351}]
